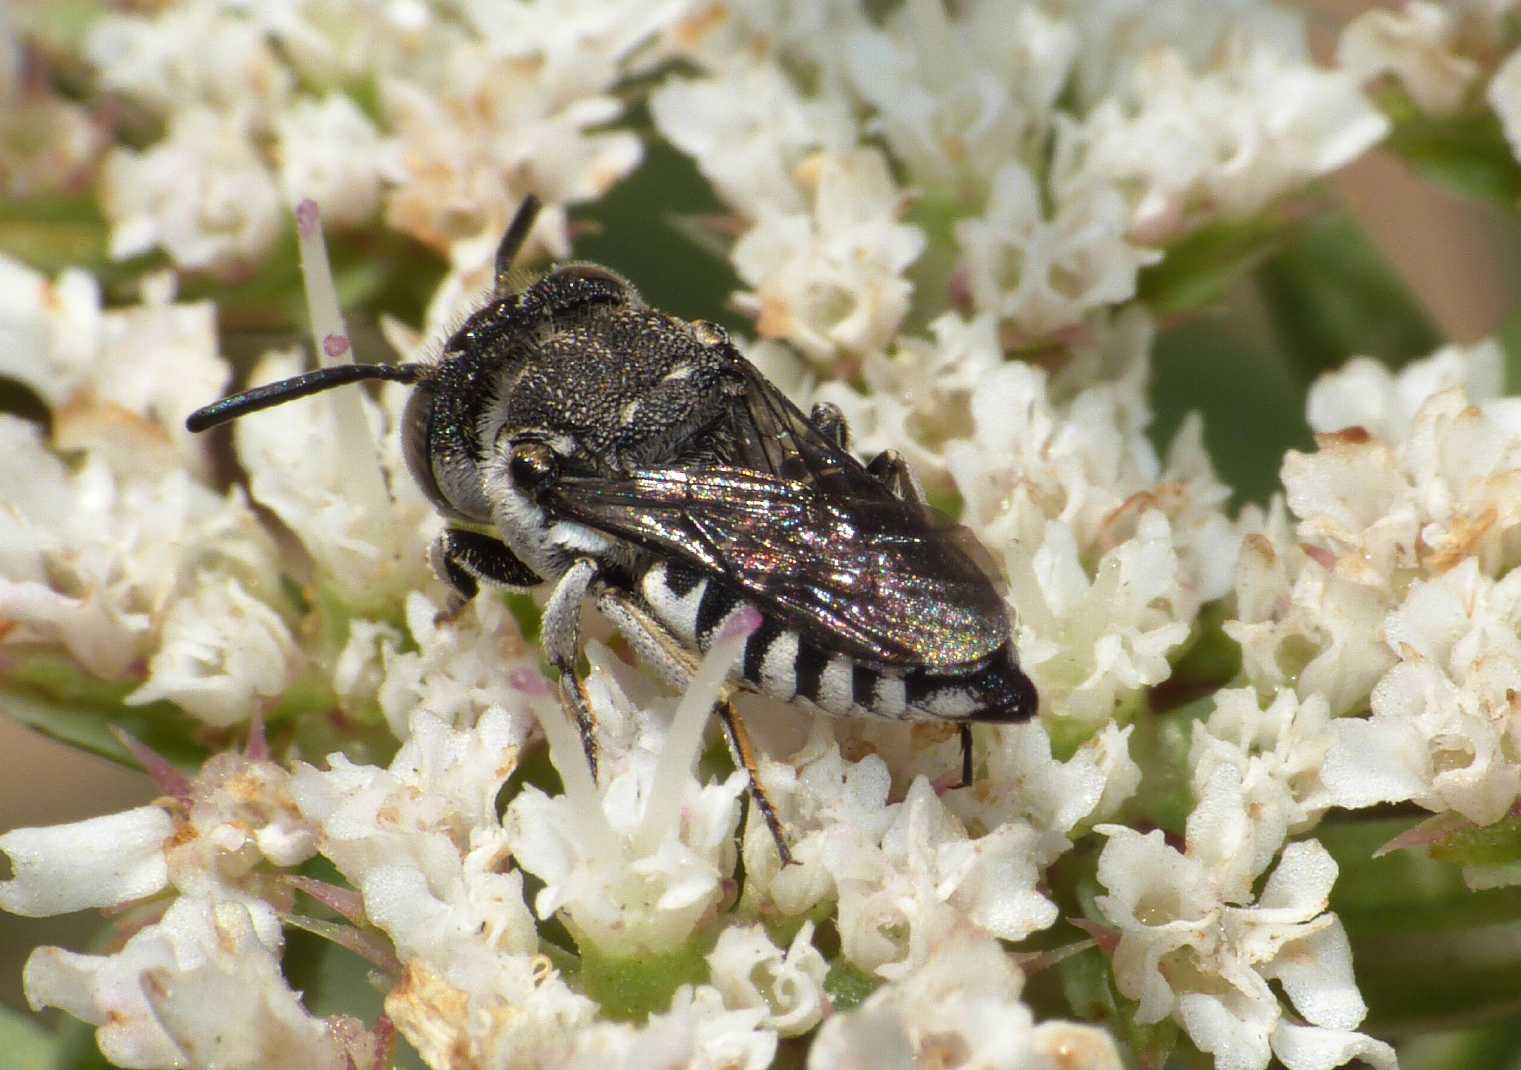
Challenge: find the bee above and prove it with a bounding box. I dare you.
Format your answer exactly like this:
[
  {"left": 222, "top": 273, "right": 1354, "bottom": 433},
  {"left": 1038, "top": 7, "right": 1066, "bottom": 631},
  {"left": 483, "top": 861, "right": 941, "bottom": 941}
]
[{"left": 188, "top": 196, "right": 1037, "bottom": 862}]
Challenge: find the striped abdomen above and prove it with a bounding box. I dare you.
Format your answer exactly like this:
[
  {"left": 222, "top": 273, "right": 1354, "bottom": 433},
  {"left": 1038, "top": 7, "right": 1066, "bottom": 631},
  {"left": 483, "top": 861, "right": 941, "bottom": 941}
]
[{"left": 635, "top": 559, "right": 1035, "bottom": 723}]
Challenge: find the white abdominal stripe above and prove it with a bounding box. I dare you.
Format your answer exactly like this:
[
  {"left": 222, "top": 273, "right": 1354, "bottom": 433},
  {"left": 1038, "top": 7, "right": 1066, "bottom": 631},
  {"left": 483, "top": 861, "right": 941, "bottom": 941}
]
[{"left": 635, "top": 559, "right": 1020, "bottom": 722}]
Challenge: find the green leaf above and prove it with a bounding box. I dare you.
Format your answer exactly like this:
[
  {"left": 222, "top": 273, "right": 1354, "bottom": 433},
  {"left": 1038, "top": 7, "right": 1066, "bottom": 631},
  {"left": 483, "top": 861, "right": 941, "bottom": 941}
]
[
  {"left": 1053, "top": 946, "right": 1177, "bottom": 1070},
  {"left": 822, "top": 959, "right": 880, "bottom": 1011},
  {"left": 575, "top": 934, "right": 713, "bottom": 1022},
  {"left": 1384, "top": 101, "right": 1521, "bottom": 204},
  {"left": 1254, "top": 212, "right": 1442, "bottom": 379},
  {"left": 46, "top": 1014, "right": 114, "bottom": 1070},
  {"left": 1322, "top": 817, "right": 1521, "bottom": 1032},
  {"left": 0, "top": 684, "right": 206, "bottom": 773},
  {"left": 1426, "top": 813, "right": 1521, "bottom": 868},
  {"left": 0, "top": 1005, "right": 58, "bottom": 1069},
  {"left": 1152, "top": 601, "right": 1243, "bottom": 713},
  {"left": 1398, "top": 1019, "right": 1521, "bottom": 1070},
  {"left": 1150, "top": 313, "right": 1311, "bottom": 508},
  {"left": 281, "top": 927, "right": 428, "bottom": 1070},
  {"left": 1325, "top": 817, "right": 1521, "bottom": 935},
  {"left": 1137, "top": 214, "right": 1287, "bottom": 316},
  {"left": 1055, "top": 944, "right": 1115, "bottom": 1022},
  {"left": 1125, "top": 694, "right": 1213, "bottom": 837}
]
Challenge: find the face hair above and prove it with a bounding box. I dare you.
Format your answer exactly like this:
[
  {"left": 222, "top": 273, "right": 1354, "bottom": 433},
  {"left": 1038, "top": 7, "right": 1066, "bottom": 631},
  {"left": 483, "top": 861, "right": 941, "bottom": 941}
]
[{"left": 184, "top": 361, "right": 424, "bottom": 432}]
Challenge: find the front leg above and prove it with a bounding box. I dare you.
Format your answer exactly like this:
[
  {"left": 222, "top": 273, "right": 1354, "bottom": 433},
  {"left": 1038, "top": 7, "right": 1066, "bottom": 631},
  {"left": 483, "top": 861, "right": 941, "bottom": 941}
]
[
  {"left": 866, "top": 448, "right": 926, "bottom": 506},
  {"left": 431, "top": 528, "right": 543, "bottom": 613},
  {"left": 541, "top": 557, "right": 602, "bottom": 780}
]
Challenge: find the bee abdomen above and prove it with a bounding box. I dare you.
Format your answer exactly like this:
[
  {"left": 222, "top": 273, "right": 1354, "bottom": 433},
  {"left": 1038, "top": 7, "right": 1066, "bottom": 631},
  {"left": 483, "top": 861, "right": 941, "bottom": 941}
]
[{"left": 637, "top": 561, "right": 1035, "bottom": 724}]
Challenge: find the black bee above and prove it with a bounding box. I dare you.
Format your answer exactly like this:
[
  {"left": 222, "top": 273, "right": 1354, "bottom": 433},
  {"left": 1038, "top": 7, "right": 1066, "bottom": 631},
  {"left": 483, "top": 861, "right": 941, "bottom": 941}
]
[{"left": 188, "top": 196, "right": 1037, "bottom": 862}]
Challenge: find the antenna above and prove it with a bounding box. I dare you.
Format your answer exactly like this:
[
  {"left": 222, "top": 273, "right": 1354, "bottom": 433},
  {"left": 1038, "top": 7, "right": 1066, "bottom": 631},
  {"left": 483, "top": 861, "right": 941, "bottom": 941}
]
[
  {"left": 494, "top": 194, "right": 543, "bottom": 291},
  {"left": 185, "top": 362, "right": 424, "bottom": 433}
]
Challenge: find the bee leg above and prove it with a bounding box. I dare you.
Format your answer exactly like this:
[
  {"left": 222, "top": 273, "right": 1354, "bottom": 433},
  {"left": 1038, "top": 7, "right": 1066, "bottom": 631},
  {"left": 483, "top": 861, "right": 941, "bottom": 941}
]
[
  {"left": 431, "top": 529, "right": 543, "bottom": 618},
  {"left": 809, "top": 401, "right": 850, "bottom": 450},
  {"left": 866, "top": 448, "right": 927, "bottom": 506},
  {"left": 957, "top": 723, "right": 973, "bottom": 789},
  {"left": 542, "top": 558, "right": 602, "bottom": 781},
  {"left": 715, "top": 699, "right": 796, "bottom": 867}
]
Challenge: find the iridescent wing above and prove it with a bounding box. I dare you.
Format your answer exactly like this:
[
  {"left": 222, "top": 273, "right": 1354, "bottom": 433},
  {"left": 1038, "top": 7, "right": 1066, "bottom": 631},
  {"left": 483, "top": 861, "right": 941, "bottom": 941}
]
[{"left": 548, "top": 357, "right": 1011, "bottom": 669}]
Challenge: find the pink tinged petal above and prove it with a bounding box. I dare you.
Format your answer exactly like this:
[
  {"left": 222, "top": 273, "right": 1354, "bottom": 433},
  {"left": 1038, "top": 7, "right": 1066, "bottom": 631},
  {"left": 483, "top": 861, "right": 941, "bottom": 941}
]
[
  {"left": 1270, "top": 1022, "right": 1398, "bottom": 1070},
  {"left": 245, "top": 706, "right": 270, "bottom": 761},
  {"left": 286, "top": 875, "right": 365, "bottom": 924},
  {"left": 0, "top": 806, "right": 171, "bottom": 916},
  {"left": 109, "top": 725, "right": 192, "bottom": 802},
  {"left": 1373, "top": 811, "right": 1469, "bottom": 858},
  {"left": 282, "top": 913, "right": 400, "bottom": 974}
]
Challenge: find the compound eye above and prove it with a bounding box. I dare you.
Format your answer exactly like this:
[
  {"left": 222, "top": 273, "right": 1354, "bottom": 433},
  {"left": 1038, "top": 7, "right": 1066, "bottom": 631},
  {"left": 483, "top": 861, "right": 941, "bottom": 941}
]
[{"left": 509, "top": 441, "right": 558, "bottom": 492}]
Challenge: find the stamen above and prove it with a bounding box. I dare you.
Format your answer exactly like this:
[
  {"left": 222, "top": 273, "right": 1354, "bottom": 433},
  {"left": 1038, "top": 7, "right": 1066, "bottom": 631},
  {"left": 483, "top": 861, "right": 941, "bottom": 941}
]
[{"left": 636, "top": 606, "right": 761, "bottom": 855}]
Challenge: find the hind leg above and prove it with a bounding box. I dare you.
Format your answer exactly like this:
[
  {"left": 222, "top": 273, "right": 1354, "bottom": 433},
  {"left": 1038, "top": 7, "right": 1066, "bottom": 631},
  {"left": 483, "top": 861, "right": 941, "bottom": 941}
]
[{"left": 596, "top": 588, "right": 794, "bottom": 864}]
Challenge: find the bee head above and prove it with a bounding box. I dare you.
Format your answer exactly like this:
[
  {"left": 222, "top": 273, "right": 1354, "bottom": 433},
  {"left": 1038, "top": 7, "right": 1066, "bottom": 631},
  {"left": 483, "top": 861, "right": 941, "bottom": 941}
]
[
  {"left": 188, "top": 194, "right": 739, "bottom": 539},
  {"left": 186, "top": 196, "right": 631, "bottom": 526}
]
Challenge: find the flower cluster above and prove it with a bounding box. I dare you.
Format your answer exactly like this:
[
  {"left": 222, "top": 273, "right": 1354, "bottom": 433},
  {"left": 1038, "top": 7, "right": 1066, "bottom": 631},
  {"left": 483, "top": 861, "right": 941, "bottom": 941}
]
[{"left": 7, "top": 1, "right": 1521, "bottom": 1068}]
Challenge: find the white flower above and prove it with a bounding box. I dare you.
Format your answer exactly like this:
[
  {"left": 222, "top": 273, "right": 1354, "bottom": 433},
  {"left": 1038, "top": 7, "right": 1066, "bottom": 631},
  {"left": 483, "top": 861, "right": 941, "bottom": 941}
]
[
  {"left": 24, "top": 896, "right": 373, "bottom": 1070},
  {"left": 842, "top": 0, "right": 1078, "bottom": 190},
  {"left": 0, "top": 416, "right": 279, "bottom": 679},
  {"left": 1225, "top": 518, "right": 1396, "bottom": 716},
  {"left": 706, "top": 922, "right": 828, "bottom": 1037},
  {"left": 233, "top": 349, "right": 438, "bottom": 611},
  {"left": 291, "top": 708, "right": 594, "bottom": 1066},
  {"left": 155, "top": 752, "right": 318, "bottom": 938},
  {"left": 291, "top": 708, "right": 528, "bottom": 893},
  {"left": 809, "top": 309, "right": 1004, "bottom": 483},
  {"left": 1323, "top": 557, "right": 1521, "bottom": 826},
  {"left": 650, "top": 60, "right": 857, "bottom": 217},
  {"left": 374, "top": 590, "right": 546, "bottom": 737},
  {"left": 1007, "top": 513, "right": 1192, "bottom": 727},
  {"left": 101, "top": 106, "right": 283, "bottom": 273},
  {"left": 1191, "top": 688, "right": 1336, "bottom": 864},
  {"left": 125, "top": 574, "right": 301, "bottom": 727},
  {"left": 740, "top": 728, "right": 1062, "bottom": 979},
  {"left": 378, "top": 0, "right": 672, "bottom": 260},
  {"left": 809, "top": 928, "right": 1123, "bottom": 1070},
  {"left": 0, "top": 84, "right": 99, "bottom": 197},
  {"left": 731, "top": 149, "right": 924, "bottom": 360},
  {"left": 1305, "top": 341, "right": 1503, "bottom": 442},
  {"left": 561, "top": 984, "right": 775, "bottom": 1070},
  {"left": 1339, "top": 2, "right": 1480, "bottom": 117},
  {"left": 941, "top": 310, "right": 1158, "bottom": 557},
  {"left": 949, "top": 719, "right": 1140, "bottom": 842},
  {"left": 1096, "top": 783, "right": 1393, "bottom": 1070},
  {"left": 0, "top": 259, "right": 229, "bottom": 475},
  {"left": 0, "top": 256, "right": 106, "bottom": 410},
  {"left": 84, "top": 5, "right": 294, "bottom": 118},
  {"left": 1230, "top": 339, "right": 1521, "bottom": 714},
  {"left": 1288, "top": 345, "right": 1521, "bottom": 582},
  {"left": 506, "top": 625, "right": 754, "bottom": 956},
  {"left": 0, "top": 806, "right": 172, "bottom": 917},
  {"left": 274, "top": 93, "right": 392, "bottom": 226},
  {"left": 1073, "top": 38, "right": 1387, "bottom": 241},
  {"left": 1490, "top": 47, "right": 1521, "bottom": 163},
  {"left": 955, "top": 156, "right": 1156, "bottom": 338}
]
